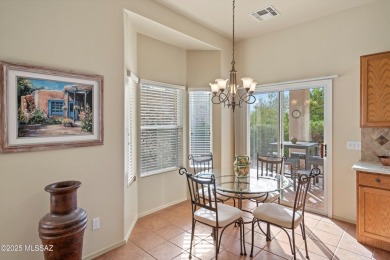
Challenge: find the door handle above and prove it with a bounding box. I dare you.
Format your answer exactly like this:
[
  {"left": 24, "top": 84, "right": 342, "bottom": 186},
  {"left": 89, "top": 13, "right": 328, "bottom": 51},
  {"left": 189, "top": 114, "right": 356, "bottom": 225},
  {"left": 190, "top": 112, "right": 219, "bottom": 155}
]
[{"left": 320, "top": 143, "right": 327, "bottom": 158}]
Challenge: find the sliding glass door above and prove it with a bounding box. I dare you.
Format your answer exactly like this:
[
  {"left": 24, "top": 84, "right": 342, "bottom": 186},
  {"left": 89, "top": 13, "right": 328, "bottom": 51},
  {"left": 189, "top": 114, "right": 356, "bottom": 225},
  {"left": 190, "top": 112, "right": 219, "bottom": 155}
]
[
  {"left": 249, "top": 92, "right": 280, "bottom": 160},
  {"left": 249, "top": 79, "right": 332, "bottom": 216}
]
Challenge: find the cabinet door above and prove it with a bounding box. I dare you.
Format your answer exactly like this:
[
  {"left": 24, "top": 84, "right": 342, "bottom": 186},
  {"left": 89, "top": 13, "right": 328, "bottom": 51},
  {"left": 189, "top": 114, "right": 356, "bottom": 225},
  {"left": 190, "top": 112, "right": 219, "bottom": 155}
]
[
  {"left": 361, "top": 51, "right": 390, "bottom": 127},
  {"left": 358, "top": 186, "right": 390, "bottom": 244}
]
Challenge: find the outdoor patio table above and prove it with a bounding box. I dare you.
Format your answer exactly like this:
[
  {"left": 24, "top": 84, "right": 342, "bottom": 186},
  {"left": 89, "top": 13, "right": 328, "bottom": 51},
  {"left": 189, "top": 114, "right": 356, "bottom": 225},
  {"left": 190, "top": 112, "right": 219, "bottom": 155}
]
[{"left": 271, "top": 141, "right": 318, "bottom": 170}]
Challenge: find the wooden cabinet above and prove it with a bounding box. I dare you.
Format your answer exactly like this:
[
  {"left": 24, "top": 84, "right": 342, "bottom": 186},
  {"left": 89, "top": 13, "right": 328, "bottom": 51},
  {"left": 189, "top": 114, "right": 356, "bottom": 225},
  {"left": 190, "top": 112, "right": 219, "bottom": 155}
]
[
  {"left": 360, "top": 51, "right": 390, "bottom": 127},
  {"left": 357, "top": 171, "right": 390, "bottom": 251}
]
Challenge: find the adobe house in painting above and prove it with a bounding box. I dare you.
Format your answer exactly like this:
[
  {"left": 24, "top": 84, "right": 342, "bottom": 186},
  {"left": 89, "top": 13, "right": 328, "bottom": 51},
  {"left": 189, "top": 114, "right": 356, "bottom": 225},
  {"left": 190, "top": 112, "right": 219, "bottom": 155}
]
[{"left": 20, "top": 84, "right": 92, "bottom": 121}]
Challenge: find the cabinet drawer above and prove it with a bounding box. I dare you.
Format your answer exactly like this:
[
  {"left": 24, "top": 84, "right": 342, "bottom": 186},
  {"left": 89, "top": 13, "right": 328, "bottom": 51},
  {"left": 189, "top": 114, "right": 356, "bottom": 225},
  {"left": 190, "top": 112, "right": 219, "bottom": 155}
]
[{"left": 358, "top": 172, "right": 390, "bottom": 190}]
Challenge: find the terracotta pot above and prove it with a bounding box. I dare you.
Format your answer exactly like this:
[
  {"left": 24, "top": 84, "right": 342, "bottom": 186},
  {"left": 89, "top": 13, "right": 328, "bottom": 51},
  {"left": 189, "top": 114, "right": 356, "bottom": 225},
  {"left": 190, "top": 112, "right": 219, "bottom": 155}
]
[{"left": 39, "top": 181, "right": 87, "bottom": 260}]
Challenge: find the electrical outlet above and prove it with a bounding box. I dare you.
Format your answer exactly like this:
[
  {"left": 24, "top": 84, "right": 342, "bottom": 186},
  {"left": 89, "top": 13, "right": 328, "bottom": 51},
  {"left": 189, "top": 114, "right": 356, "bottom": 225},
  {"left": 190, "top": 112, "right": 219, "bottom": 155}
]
[
  {"left": 347, "top": 141, "right": 361, "bottom": 150},
  {"left": 92, "top": 217, "right": 100, "bottom": 230}
]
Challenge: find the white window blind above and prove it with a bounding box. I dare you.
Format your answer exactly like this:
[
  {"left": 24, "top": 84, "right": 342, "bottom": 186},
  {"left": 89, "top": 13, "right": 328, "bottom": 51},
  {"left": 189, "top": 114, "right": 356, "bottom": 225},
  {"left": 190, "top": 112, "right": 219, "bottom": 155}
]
[
  {"left": 125, "top": 72, "right": 138, "bottom": 185},
  {"left": 140, "top": 81, "right": 184, "bottom": 177},
  {"left": 189, "top": 91, "right": 212, "bottom": 155}
]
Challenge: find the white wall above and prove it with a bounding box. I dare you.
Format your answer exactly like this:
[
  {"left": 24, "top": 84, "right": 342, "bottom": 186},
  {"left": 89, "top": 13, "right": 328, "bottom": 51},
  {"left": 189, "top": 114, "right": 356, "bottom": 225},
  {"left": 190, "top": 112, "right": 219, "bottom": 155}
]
[{"left": 236, "top": 0, "right": 390, "bottom": 222}]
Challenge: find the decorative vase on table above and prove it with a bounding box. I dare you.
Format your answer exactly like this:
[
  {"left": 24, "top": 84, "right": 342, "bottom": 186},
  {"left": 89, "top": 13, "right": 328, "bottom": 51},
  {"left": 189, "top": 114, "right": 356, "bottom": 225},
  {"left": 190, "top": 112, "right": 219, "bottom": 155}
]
[
  {"left": 38, "top": 181, "right": 88, "bottom": 260},
  {"left": 290, "top": 137, "right": 297, "bottom": 144},
  {"left": 234, "top": 155, "right": 250, "bottom": 179}
]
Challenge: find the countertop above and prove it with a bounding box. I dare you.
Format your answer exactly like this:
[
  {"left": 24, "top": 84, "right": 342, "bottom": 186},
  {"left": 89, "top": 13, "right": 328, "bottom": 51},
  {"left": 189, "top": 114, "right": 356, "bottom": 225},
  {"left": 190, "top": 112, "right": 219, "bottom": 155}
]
[{"left": 352, "top": 160, "right": 390, "bottom": 175}]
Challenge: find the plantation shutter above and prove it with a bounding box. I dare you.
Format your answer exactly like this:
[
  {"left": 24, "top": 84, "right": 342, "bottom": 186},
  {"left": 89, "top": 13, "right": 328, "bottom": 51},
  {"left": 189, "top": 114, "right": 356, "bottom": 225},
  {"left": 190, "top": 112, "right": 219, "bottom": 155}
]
[
  {"left": 125, "top": 72, "right": 138, "bottom": 185},
  {"left": 140, "top": 81, "right": 184, "bottom": 177},
  {"left": 189, "top": 91, "right": 212, "bottom": 155}
]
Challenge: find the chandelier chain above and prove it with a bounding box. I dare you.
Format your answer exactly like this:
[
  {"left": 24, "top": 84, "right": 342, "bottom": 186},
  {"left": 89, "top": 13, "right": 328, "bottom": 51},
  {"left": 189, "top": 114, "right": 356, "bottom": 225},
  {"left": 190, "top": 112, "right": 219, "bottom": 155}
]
[
  {"left": 231, "top": 0, "right": 235, "bottom": 69},
  {"left": 209, "top": 0, "right": 256, "bottom": 112}
]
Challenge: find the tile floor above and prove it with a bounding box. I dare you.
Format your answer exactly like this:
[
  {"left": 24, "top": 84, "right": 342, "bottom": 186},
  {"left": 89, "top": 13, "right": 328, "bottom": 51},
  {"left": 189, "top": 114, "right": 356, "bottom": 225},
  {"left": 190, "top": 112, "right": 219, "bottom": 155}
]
[
  {"left": 93, "top": 199, "right": 390, "bottom": 260},
  {"left": 281, "top": 177, "right": 325, "bottom": 212}
]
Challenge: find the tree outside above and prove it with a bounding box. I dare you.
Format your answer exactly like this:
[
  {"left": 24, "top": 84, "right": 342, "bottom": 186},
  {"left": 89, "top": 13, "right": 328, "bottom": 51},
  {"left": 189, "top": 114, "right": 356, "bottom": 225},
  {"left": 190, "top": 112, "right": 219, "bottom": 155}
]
[{"left": 250, "top": 88, "right": 324, "bottom": 163}]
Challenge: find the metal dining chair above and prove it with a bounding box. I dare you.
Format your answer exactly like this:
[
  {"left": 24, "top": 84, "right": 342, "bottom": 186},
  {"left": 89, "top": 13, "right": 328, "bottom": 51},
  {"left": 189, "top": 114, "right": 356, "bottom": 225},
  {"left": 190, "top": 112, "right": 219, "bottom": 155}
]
[
  {"left": 285, "top": 156, "right": 300, "bottom": 191},
  {"left": 188, "top": 153, "right": 213, "bottom": 174},
  {"left": 241, "top": 154, "right": 285, "bottom": 206},
  {"left": 257, "top": 154, "right": 285, "bottom": 178},
  {"left": 250, "top": 167, "right": 321, "bottom": 259},
  {"left": 179, "top": 167, "right": 246, "bottom": 259},
  {"left": 188, "top": 153, "right": 233, "bottom": 205},
  {"left": 308, "top": 155, "right": 324, "bottom": 189},
  {"left": 241, "top": 155, "right": 285, "bottom": 206}
]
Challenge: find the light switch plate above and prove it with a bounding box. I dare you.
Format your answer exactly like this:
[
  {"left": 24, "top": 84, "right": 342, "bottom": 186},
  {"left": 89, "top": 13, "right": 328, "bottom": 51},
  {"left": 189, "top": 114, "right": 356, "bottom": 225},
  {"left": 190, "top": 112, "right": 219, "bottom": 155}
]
[
  {"left": 347, "top": 141, "right": 361, "bottom": 150},
  {"left": 92, "top": 217, "right": 100, "bottom": 230}
]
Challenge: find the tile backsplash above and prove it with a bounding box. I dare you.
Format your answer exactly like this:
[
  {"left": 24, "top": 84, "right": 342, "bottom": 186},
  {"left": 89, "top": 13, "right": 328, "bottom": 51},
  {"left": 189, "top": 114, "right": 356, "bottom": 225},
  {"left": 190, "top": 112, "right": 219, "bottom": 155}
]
[{"left": 361, "top": 128, "right": 390, "bottom": 161}]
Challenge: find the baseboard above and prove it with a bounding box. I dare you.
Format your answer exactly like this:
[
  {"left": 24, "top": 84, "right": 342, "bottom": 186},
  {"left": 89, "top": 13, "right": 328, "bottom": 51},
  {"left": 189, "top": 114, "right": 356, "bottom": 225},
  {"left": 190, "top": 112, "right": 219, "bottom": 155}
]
[
  {"left": 83, "top": 198, "right": 187, "bottom": 259},
  {"left": 138, "top": 197, "right": 187, "bottom": 218},
  {"left": 331, "top": 214, "right": 356, "bottom": 225},
  {"left": 124, "top": 218, "right": 138, "bottom": 242},
  {"left": 83, "top": 240, "right": 126, "bottom": 260}
]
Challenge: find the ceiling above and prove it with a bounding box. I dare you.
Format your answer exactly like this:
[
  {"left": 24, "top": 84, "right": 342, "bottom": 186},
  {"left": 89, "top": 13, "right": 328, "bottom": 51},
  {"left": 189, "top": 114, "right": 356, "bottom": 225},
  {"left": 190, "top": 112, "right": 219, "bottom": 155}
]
[{"left": 154, "top": 0, "right": 378, "bottom": 41}]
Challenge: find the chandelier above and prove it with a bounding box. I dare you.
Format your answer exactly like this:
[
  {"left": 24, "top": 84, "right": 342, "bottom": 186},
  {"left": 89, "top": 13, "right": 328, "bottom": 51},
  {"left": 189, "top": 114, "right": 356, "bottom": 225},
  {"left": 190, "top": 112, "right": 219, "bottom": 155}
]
[{"left": 210, "top": 0, "right": 256, "bottom": 112}]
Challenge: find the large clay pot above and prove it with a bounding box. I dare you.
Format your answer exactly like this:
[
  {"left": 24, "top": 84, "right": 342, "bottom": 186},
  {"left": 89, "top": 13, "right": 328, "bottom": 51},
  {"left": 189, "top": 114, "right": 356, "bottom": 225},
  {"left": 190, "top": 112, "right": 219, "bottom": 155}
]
[{"left": 39, "top": 181, "right": 87, "bottom": 260}]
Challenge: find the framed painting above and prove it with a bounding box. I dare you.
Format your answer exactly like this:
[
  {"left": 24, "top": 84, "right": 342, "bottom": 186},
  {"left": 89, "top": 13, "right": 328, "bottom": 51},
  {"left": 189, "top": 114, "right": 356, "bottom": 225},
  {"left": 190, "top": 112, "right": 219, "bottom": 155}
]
[{"left": 0, "top": 61, "right": 104, "bottom": 153}]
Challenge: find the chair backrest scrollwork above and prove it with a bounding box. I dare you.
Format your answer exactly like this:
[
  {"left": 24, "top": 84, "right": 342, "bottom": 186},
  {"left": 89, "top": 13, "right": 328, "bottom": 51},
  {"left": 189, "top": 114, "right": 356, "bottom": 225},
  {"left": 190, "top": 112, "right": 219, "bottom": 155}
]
[
  {"left": 257, "top": 154, "right": 285, "bottom": 177},
  {"left": 292, "top": 167, "right": 321, "bottom": 222},
  {"left": 188, "top": 153, "right": 213, "bottom": 174},
  {"left": 178, "top": 167, "right": 219, "bottom": 223}
]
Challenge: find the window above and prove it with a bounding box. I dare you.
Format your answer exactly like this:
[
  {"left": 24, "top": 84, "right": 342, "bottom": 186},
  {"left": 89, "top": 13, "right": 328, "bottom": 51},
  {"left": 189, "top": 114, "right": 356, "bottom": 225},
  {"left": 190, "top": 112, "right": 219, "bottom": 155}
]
[
  {"left": 189, "top": 91, "right": 212, "bottom": 155},
  {"left": 125, "top": 72, "right": 138, "bottom": 185},
  {"left": 140, "top": 81, "right": 184, "bottom": 177},
  {"left": 48, "top": 100, "right": 64, "bottom": 116}
]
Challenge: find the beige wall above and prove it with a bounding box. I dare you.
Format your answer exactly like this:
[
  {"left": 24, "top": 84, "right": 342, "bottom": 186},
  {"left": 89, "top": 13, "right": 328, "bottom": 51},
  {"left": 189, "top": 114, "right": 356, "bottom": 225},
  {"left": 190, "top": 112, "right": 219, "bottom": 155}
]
[
  {"left": 3, "top": 0, "right": 386, "bottom": 258},
  {"left": 123, "top": 0, "right": 235, "bottom": 175},
  {"left": 186, "top": 50, "right": 224, "bottom": 171},
  {"left": 187, "top": 50, "right": 221, "bottom": 89},
  {"left": 0, "top": 0, "right": 231, "bottom": 259},
  {"left": 0, "top": 0, "right": 126, "bottom": 259},
  {"left": 136, "top": 34, "right": 188, "bottom": 215},
  {"left": 137, "top": 34, "right": 187, "bottom": 85},
  {"left": 236, "top": 0, "right": 390, "bottom": 222}
]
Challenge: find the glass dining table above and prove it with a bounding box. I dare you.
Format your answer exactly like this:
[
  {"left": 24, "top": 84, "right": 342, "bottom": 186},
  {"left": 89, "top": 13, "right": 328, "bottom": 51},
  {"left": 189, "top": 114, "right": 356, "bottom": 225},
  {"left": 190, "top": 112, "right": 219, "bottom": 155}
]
[{"left": 197, "top": 169, "right": 292, "bottom": 210}]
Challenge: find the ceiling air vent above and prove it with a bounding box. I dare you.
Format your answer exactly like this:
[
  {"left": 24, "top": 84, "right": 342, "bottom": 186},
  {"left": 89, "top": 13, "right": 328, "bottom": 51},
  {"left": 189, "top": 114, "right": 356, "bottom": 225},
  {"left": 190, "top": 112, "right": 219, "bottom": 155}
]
[{"left": 250, "top": 5, "right": 280, "bottom": 22}]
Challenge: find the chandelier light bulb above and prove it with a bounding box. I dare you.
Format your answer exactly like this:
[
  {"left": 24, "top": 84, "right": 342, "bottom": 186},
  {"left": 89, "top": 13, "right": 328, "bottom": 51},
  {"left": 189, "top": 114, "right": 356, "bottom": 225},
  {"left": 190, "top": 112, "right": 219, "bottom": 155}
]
[
  {"left": 215, "top": 78, "right": 228, "bottom": 92},
  {"left": 209, "top": 83, "right": 219, "bottom": 94},
  {"left": 241, "top": 77, "right": 254, "bottom": 91}
]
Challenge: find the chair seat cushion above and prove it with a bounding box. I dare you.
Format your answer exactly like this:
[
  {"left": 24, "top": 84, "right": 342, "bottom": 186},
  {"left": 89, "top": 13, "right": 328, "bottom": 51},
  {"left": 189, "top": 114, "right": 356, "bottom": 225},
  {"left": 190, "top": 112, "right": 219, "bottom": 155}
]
[
  {"left": 252, "top": 203, "right": 303, "bottom": 229},
  {"left": 194, "top": 203, "right": 242, "bottom": 227}
]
